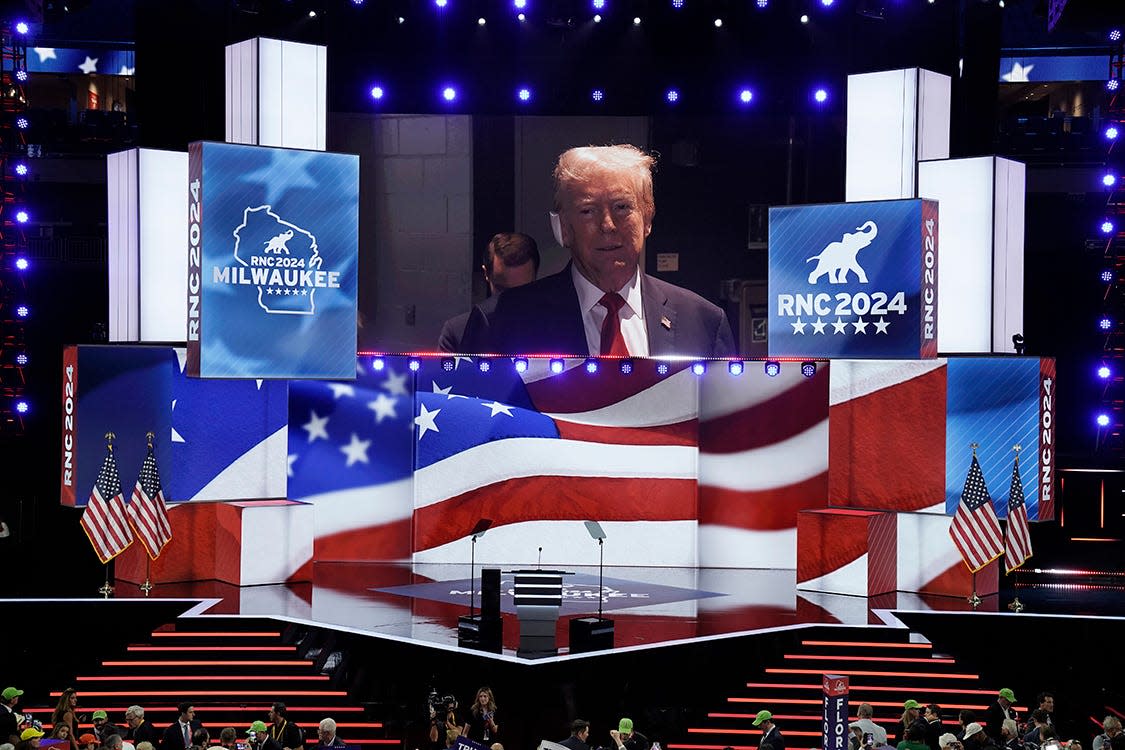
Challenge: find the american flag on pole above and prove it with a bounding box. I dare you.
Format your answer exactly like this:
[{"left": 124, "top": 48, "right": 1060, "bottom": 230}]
[
  {"left": 126, "top": 442, "right": 173, "bottom": 560},
  {"left": 948, "top": 452, "right": 1004, "bottom": 572},
  {"left": 80, "top": 444, "right": 134, "bottom": 564},
  {"left": 1003, "top": 453, "right": 1033, "bottom": 573}
]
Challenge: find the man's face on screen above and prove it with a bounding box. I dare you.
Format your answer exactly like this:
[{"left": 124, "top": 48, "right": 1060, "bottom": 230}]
[{"left": 561, "top": 171, "right": 651, "bottom": 293}]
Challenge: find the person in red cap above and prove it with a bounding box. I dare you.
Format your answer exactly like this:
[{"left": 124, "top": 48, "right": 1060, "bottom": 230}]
[{"left": 78, "top": 733, "right": 98, "bottom": 750}]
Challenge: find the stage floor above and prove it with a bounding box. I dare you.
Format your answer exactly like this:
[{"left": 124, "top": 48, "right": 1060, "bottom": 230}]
[{"left": 115, "top": 563, "right": 995, "bottom": 661}]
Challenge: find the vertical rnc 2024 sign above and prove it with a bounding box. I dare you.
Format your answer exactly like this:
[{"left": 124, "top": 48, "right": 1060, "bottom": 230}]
[
  {"left": 186, "top": 142, "right": 359, "bottom": 379},
  {"left": 822, "top": 674, "right": 849, "bottom": 750},
  {"left": 769, "top": 199, "right": 938, "bottom": 359}
]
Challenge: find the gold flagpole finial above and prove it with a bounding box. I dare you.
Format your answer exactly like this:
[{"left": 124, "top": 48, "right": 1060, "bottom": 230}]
[
  {"left": 970, "top": 442, "right": 979, "bottom": 457},
  {"left": 146, "top": 431, "right": 155, "bottom": 449},
  {"left": 105, "top": 432, "right": 116, "bottom": 450},
  {"left": 1013, "top": 444, "right": 1022, "bottom": 454}
]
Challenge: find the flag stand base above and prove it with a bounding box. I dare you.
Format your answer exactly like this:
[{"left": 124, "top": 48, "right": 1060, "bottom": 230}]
[
  {"left": 99, "top": 566, "right": 114, "bottom": 599},
  {"left": 967, "top": 571, "right": 981, "bottom": 609},
  {"left": 1007, "top": 596, "right": 1024, "bottom": 613},
  {"left": 139, "top": 559, "right": 153, "bottom": 596}
]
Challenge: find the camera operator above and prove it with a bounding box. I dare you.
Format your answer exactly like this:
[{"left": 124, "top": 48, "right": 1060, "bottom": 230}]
[
  {"left": 462, "top": 688, "right": 498, "bottom": 745},
  {"left": 427, "top": 694, "right": 458, "bottom": 750}
]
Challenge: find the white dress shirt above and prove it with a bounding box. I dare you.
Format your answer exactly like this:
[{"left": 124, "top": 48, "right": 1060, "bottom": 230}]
[{"left": 571, "top": 264, "right": 649, "bottom": 357}]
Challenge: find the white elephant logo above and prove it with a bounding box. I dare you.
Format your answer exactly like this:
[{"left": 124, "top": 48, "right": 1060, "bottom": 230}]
[{"left": 805, "top": 220, "right": 878, "bottom": 284}]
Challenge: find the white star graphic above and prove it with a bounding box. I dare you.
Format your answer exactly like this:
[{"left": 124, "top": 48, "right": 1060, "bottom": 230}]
[
  {"left": 791, "top": 317, "right": 807, "bottom": 335},
  {"left": 414, "top": 403, "right": 441, "bottom": 440},
  {"left": 287, "top": 454, "right": 297, "bottom": 477},
  {"left": 874, "top": 317, "right": 890, "bottom": 334},
  {"left": 255, "top": 379, "right": 263, "bottom": 390},
  {"left": 431, "top": 381, "right": 467, "bottom": 400},
  {"left": 382, "top": 368, "right": 409, "bottom": 397},
  {"left": 339, "top": 433, "right": 372, "bottom": 467},
  {"left": 367, "top": 393, "right": 397, "bottom": 423},
  {"left": 1001, "top": 61, "right": 1034, "bottom": 83},
  {"left": 119, "top": 65, "right": 135, "bottom": 76},
  {"left": 240, "top": 149, "right": 321, "bottom": 204},
  {"left": 302, "top": 410, "right": 329, "bottom": 443},
  {"left": 453, "top": 356, "right": 473, "bottom": 369},
  {"left": 32, "top": 47, "right": 56, "bottom": 63},
  {"left": 78, "top": 56, "right": 98, "bottom": 74},
  {"left": 327, "top": 383, "right": 355, "bottom": 399},
  {"left": 831, "top": 318, "right": 848, "bottom": 335},
  {"left": 811, "top": 317, "right": 827, "bottom": 335},
  {"left": 852, "top": 317, "right": 869, "bottom": 334},
  {"left": 481, "top": 401, "right": 515, "bottom": 417}
]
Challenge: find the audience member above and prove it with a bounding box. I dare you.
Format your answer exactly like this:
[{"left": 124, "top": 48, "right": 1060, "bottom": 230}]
[
  {"left": 247, "top": 722, "right": 279, "bottom": 750},
  {"left": 939, "top": 734, "right": 962, "bottom": 750},
  {"left": 962, "top": 724, "right": 994, "bottom": 750},
  {"left": 191, "top": 728, "right": 211, "bottom": 750},
  {"left": 752, "top": 711, "right": 783, "bottom": 750},
  {"left": 609, "top": 719, "right": 650, "bottom": 750},
  {"left": 559, "top": 721, "right": 591, "bottom": 750},
  {"left": 959, "top": 713, "right": 979, "bottom": 741},
  {"left": 903, "top": 703, "right": 928, "bottom": 741},
  {"left": 898, "top": 725, "right": 930, "bottom": 750},
  {"left": 103, "top": 734, "right": 124, "bottom": 750},
  {"left": 1093, "top": 717, "right": 1122, "bottom": 750},
  {"left": 850, "top": 703, "right": 889, "bottom": 748},
  {"left": 125, "top": 707, "right": 157, "bottom": 747},
  {"left": 267, "top": 704, "right": 303, "bottom": 750},
  {"left": 92, "top": 711, "right": 124, "bottom": 744},
  {"left": 48, "top": 722, "right": 75, "bottom": 750},
  {"left": 984, "top": 691, "right": 1018, "bottom": 738},
  {"left": 160, "top": 704, "right": 202, "bottom": 750},
  {"left": 923, "top": 705, "right": 944, "bottom": 750},
  {"left": 1, "top": 687, "right": 24, "bottom": 744},
  {"left": 219, "top": 728, "right": 238, "bottom": 750},
  {"left": 49, "top": 690, "right": 78, "bottom": 745},
  {"left": 1000, "top": 720, "right": 1022, "bottom": 750},
  {"left": 16, "top": 727, "right": 43, "bottom": 750},
  {"left": 1024, "top": 712, "right": 1051, "bottom": 746},
  {"left": 314, "top": 720, "right": 344, "bottom": 750},
  {"left": 77, "top": 734, "right": 97, "bottom": 750},
  {"left": 135, "top": 743, "right": 154, "bottom": 750},
  {"left": 1034, "top": 696, "right": 1055, "bottom": 729},
  {"left": 462, "top": 688, "right": 498, "bottom": 745}
]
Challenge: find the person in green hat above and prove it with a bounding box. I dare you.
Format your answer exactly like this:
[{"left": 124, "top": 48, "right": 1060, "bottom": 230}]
[
  {"left": 984, "top": 690, "right": 1018, "bottom": 741},
  {"left": 248, "top": 721, "right": 282, "bottom": 750},
  {"left": 93, "top": 710, "right": 126, "bottom": 745},
  {"left": 753, "top": 711, "right": 784, "bottom": 750},
  {"left": 902, "top": 702, "right": 927, "bottom": 741},
  {"left": 1, "top": 687, "right": 23, "bottom": 745},
  {"left": 609, "top": 718, "right": 650, "bottom": 750}
]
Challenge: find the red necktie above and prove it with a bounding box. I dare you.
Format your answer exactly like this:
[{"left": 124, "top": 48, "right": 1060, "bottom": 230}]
[{"left": 598, "top": 292, "right": 629, "bottom": 356}]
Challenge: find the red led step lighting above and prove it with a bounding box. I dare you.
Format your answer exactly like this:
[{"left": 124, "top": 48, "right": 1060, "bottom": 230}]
[
  {"left": 727, "top": 699, "right": 986, "bottom": 710},
  {"left": 764, "top": 668, "right": 978, "bottom": 679},
  {"left": 25, "top": 706, "right": 364, "bottom": 714},
  {"left": 745, "top": 683, "right": 998, "bottom": 696},
  {"left": 687, "top": 729, "right": 821, "bottom": 737},
  {"left": 51, "top": 691, "right": 347, "bottom": 698},
  {"left": 151, "top": 632, "right": 282, "bottom": 638},
  {"left": 101, "top": 660, "right": 312, "bottom": 667},
  {"left": 782, "top": 654, "right": 954, "bottom": 664},
  {"left": 127, "top": 646, "right": 298, "bottom": 652},
  {"left": 76, "top": 675, "right": 329, "bottom": 682},
  {"left": 668, "top": 744, "right": 757, "bottom": 749},
  {"left": 800, "top": 641, "right": 931, "bottom": 649}
]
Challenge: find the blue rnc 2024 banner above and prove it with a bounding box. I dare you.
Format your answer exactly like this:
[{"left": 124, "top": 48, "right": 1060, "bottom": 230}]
[
  {"left": 186, "top": 142, "right": 359, "bottom": 379},
  {"left": 768, "top": 199, "right": 938, "bottom": 360}
]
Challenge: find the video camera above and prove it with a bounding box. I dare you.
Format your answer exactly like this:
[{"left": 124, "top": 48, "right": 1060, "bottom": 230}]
[{"left": 427, "top": 690, "right": 458, "bottom": 721}]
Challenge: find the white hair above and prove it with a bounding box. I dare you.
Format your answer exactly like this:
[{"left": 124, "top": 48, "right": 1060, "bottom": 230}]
[
  {"left": 126, "top": 706, "right": 144, "bottom": 720},
  {"left": 319, "top": 719, "right": 337, "bottom": 733}
]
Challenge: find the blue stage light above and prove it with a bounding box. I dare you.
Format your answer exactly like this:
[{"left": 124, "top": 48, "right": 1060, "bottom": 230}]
[
  {"left": 728, "top": 360, "right": 744, "bottom": 376},
  {"left": 713, "top": 18, "right": 723, "bottom": 27},
  {"left": 435, "top": 0, "right": 448, "bottom": 7},
  {"left": 585, "top": 359, "right": 598, "bottom": 374},
  {"left": 478, "top": 359, "right": 491, "bottom": 373},
  {"left": 1111, "top": 29, "right": 1122, "bottom": 42},
  {"left": 441, "top": 357, "right": 455, "bottom": 372},
  {"left": 1109, "top": 79, "right": 1121, "bottom": 92},
  {"left": 478, "top": 16, "right": 486, "bottom": 25},
  {"left": 593, "top": 14, "right": 601, "bottom": 22},
  {"left": 1097, "top": 413, "right": 1111, "bottom": 427},
  {"left": 15, "top": 353, "right": 28, "bottom": 366},
  {"left": 408, "top": 359, "right": 421, "bottom": 371},
  {"left": 800, "top": 13, "right": 809, "bottom": 23},
  {"left": 671, "top": 0, "right": 684, "bottom": 7},
  {"left": 620, "top": 359, "right": 633, "bottom": 375},
  {"left": 591, "top": 88, "right": 604, "bottom": 102},
  {"left": 14, "top": 400, "right": 28, "bottom": 414},
  {"left": 15, "top": 305, "right": 28, "bottom": 318},
  {"left": 514, "top": 0, "right": 527, "bottom": 8},
  {"left": 1098, "top": 365, "right": 1112, "bottom": 379},
  {"left": 442, "top": 86, "right": 457, "bottom": 102},
  {"left": 372, "top": 357, "right": 385, "bottom": 371},
  {"left": 549, "top": 358, "right": 564, "bottom": 374},
  {"left": 666, "top": 88, "right": 680, "bottom": 103},
  {"left": 518, "top": 12, "right": 526, "bottom": 21},
  {"left": 352, "top": 0, "right": 365, "bottom": 5},
  {"left": 764, "top": 360, "right": 781, "bottom": 377},
  {"left": 14, "top": 163, "right": 27, "bottom": 176},
  {"left": 1105, "top": 173, "right": 1118, "bottom": 187},
  {"left": 1103, "top": 269, "right": 1115, "bottom": 283},
  {"left": 1102, "top": 220, "right": 1116, "bottom": 235},
  {"left": 514, "top": 357, "right": 528, "bottom": 373},
  {"left": 757, "top": 0, "right": 768, "bottom": 7},
  {"left": 820, "top": 0, "right": 833, "bottom": 6},
  {"left": 15, "top": 70, "right": 27, "bottom": 82},
  {"left": 738, "top": 88, "right": 753, "bottom": 104},
  {"left": 592, "top": 0, "right": 605, "bottom": 9},
  {"left": 813, "top": 87, "right": 829, "bottom": 104},
  {"left": 517, "top": 87, "right": 532, "bottom": 102},
  {"left": 370, "top": 86, "right": 384, "bottom": 100},
  {"left": 1100, "top": 317, "right": 1113, "bottom": 331},
  {"left": 15, "top": 21, "right": 29, "bottom": 34},
  {"left": 15, "top": 210, "right": 28, "bottom": 224},
  {"left": 801, "top": 361, "right": 817, "bottom": 378},
  {"left": 15, "top": 257, "right": 28, "bottom": 270},
  {"left": 15, "top": 117, "right": 28, "bottom": 130},
  {"left": 656, "top": 362, "right": 669, "bottom": 376},
  {"left": 1108, "top": 126, "right": 1121, "bottom": 140},
  {"left": 691, "top": 362, "right": 706, "bottom": 376}
]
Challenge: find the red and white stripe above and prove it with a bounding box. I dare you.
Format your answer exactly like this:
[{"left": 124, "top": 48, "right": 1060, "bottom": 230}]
[
  {"left": 127, "top": 483, "right": 173, "bottom": 560},
  {"left": 949, "top": 504, "right": 1003, "bottom": 572},
  {"left": 80, "top": 486, "right": 134, "bottom": 564}
]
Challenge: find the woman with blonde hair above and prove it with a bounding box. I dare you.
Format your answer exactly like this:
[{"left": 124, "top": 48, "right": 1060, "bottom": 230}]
[
  {"left": 462, "top": 688, "right": 498, "bottom": 744},
  {"left": 50, "top": 690, "right": 79, "bottom": 750}
]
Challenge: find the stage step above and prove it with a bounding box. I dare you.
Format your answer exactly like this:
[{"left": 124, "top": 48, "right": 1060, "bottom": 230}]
[
  {"left": 672, "top": 628, "right": 1020, "bottom": 750},
  {"left": 25, "top": 618, "right": 399, "bottom": 749}
]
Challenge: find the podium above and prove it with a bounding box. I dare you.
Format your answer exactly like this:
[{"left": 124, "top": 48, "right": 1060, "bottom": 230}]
[{"left": 506, "top": 569, "right": 572, "bottom": 658}]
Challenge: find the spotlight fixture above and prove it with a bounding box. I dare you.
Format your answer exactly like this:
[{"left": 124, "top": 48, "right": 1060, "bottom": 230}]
[
  {"left": 656, "top": 362, "right": 670, "bottom": 376},
  {"left": 1107, "top": 125, "right": 1120, "bottom": 140},
  {"left": 728, "top": 360, "right": 744, "bottom": 375},
  {"left": 441, "top": 357, "right": 455, "bottom": 372},
  {"left": 15, "top": 305, "right": 29, "bottom": 318},
  {"left": 800, "top": 13, "right": 809, "bottom": 23},
  {"left": 1102, "top": 220, "right": 1116, "bottom": 235},
  {"left": 397, "top": 15, "right": 405, "bottom": 23},
  {"left": 666, "top": 88, "right": 680, "bottom": 103},
  {"left": 478, "top": 359, "right": 491, "bottom": 373},
  {"left": 1105, "top": 173, "right": 1118, "bottom": 187},
  {"left": 591, "top": 88, "right": 605, "bottom": 102},
  {"left": 517, "top": 87, "right": 532, "bottom": 102},
  {"left": 435, "top": 0, "right": 447, "bottom": 7},
  {"left": 584, "top": 359, "right": 598, "bottom": 374},
  {"left": 517, "top": 12, "right": 526, "bottom": 20},
  {"left": 757, "top": 0, "right": 768, "bottom": 7},
  {"left": 408, "top": 359, "right": 421, "bottom": 371},
  {"left": 691, "top": 362, "right": 706, "bottom": 376},
  {"left": 15, "top": 353, "right": 28, "bottom": 366},
  {"left": 1110, "top": 29, "right": 1122, "bottom": 42},
  {"left": 738, "top": 88, "right": 753, "bottom": 104},
  {"left": 633, "top": 16, "right": 641, "bottom": 25},
  {"left": 14, "top": 163, "right": 27, "bottom": 176},
  {"left": 14, "top": 400, "right": 28, "bottom": 414},
  {"left": 593, "top": 14, "right": 601, "bottom": 21},
  {"left": 1102, "top": 269, "right": 1115, "bottom": 283},
  {"left": 352, "top": 0, "right": 365, "bottom": 5},
  {"left": 442, "top": 86, "right": 457, "bottom": 102},
  {"left": 1099, "top": 317, "right": 1113, "bottom": 331},
  {"left": 15, "top": 70, "right": 27, "bottom": 82},
  {"left": 514, "top": 0, "right": 527, "bottom": 8},
  {"left": 372, "top": 357, "right": 385, "bottom": 371},
  {"left": 477, "top": 16, "right": 486, "bottom": 24},
  {"left": 370, "top": 85, "right": 385, "bottom": 100},
  {"left": 15, "top": 210, "right": 28, "bottom": 223},
  {"left": 620, "top": 359, "right": 634, "bottom": 375},
  {"left": 549, "top": 358, "right": 564, "bottom": 374},
  {"left": 820, "top": 0, "right": 833, "bottom": 6},
  {"left": 813, "top": 87, "right": 829, "bottom": 104},
  {"left": 1097, "top": 413, "right": 1111, "bottom": 427},
  {"left": 592, "top": 0, "right": 605, "bottom": 8},
  {"left": 15, "top": 21, "right": 29, "bottom": 34},
  {"left": 1109, "top": 79, "right": 1120, "bottom": 92},
  {"left": 514, "top": 357, "right": 528, "bottom": 373},
  {"left": 801, "top": 361, "right": 817, "bottom": 378},
  {"left": 1098, "top": 365, "right": 1111, "bottom": 379},
  {"left": 15, "top": 117, "right": 28, "bottom": 129},
  {"left": 713, "top": 18, "right": 722, "bottom": 27},
  {"left": 764, "top": 360, "right": 781, "bottom": 377},
  {"left": 14, "top": 257, "right": 28, "bottom": 270},
  {"left": 308, "top": 10, "right": 317, "bottom": 17},
  {"left": 671, "top": 0, "right": 684, "bottom": 7}
]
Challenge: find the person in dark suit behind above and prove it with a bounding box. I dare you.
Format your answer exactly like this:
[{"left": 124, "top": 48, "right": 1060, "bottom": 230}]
[
  {"left": 559, "top": 720, "right": 591, "bottom": 750},
  {"left": 439, "top": 233, "right": 540, "bottom": 353},
  {"left": 983, "top": 690, "right": 1018, "bottom": 740},
  {"left": 461, "top": 144, "right": 735, "bottom": 358},
  {"left": 753, "top": 711, "right": 783, "bottom": 750},
  {"left": 160, "top": 703, "right": 202, "bottom": 750}
]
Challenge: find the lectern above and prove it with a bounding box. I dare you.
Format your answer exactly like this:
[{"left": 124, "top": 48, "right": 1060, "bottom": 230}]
[{"left": 506, "top": 568, "right": 573, "bottom": 658}]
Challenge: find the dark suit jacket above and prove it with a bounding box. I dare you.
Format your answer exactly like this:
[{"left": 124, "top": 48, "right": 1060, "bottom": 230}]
[
  {"left": 161, "top": 720, "right": 203, "bottom": 750},
  {"left": 131, "top": 721, "right": 160, "bottom": 747},
  {"left": 439, "top": 295, "right": 500, "bottom": 353},
  {"left": 461, "top": 265, "right": 735, "bottom": 357},
  {"left": 558, "top": 736, "right": 590, "bottom": 750}
]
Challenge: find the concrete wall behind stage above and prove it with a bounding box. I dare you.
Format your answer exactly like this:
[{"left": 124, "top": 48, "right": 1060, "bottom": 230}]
[{"left": 331, "top": 113, "right": 474, "bottom": 353}]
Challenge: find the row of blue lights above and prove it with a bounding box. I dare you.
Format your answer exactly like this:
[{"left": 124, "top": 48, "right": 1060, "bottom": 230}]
[
  {"left": 371, "top": 355, "right": 818, "bottom": 378},
  {"left": 372, "top": 83, "right": 832, "bottom": 106},
  {"left": 5, "top": 21, "right": 32, "bottom": 425},
  {"left": 365, "top": 0, "right": 844, "bottom": 13}
]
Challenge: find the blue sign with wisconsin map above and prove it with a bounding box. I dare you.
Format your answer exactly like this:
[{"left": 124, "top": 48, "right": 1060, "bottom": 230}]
[
  {"left": 186, "top": 142, "right": 359, "bottom": 379},
  {"left": 768, "top": 198, "right": 939, "bottom": 359}
]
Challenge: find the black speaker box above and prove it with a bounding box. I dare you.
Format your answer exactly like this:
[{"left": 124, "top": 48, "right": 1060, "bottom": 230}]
[{"left": 569, "top": 616, "right": 614, "bottom": 653}]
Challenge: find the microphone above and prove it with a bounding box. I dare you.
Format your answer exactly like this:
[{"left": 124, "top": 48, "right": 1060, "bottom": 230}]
[{"left": 538, "top": 546, "right": 543, "bottom": 568}]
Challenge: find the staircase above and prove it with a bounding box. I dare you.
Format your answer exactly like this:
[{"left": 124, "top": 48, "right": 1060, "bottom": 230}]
[
  {"left": 671, "top": 629, "right": 1024, "bottom": 750},
  {"left": 25, "top": 619, "right": 398, "bottom": 748}
]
